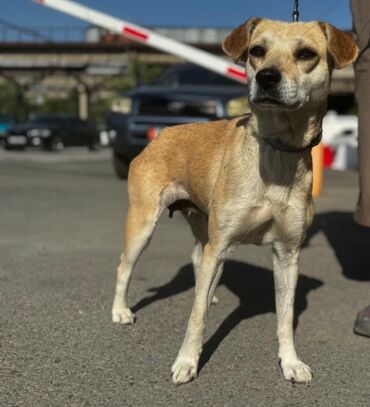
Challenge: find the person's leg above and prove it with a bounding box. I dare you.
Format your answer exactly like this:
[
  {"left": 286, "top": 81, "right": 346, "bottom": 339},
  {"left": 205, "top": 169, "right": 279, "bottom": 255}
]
[
  {"left": 353, "top": 61, "right": 370, "bottom": 336},
  {"left": 350, "top": 0, "right": 370, "bottom": 337},
  {"left": 354, "top": 52, "right": 370, "bottom": 227}
]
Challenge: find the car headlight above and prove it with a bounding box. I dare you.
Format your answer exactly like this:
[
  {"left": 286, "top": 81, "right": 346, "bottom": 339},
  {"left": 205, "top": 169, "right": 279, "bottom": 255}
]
[
  {"left": 111, "top": 97, "right": 132, "bottom": 114},
  {"left": 28, "top": 129, "right": 51, "bottom": 137},
  {"left": 226, "top": 97, "right": 250, "bottom": 117}
]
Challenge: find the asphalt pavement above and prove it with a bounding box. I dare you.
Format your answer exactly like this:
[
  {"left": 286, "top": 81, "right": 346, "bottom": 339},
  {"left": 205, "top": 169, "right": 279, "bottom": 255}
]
[{"left": 0, "top": 148, "right": 369, "bottom": 407}]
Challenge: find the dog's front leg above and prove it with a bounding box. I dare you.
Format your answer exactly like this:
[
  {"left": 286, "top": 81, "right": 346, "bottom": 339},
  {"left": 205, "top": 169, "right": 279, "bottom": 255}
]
[
  {"left": 172, "top": 243, "right": 222, "bottom": 385},
  {"left": 272, "top": 242, "right": 312, "bottom": 385}
]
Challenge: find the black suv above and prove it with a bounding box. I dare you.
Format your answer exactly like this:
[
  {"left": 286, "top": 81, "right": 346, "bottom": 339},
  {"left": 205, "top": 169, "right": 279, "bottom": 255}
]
[
  {"left": 4, "top": 114, "right": 100, "bottom": 152},
  {"left": 108, "top": 63, "right": 248, "bottom": 178}
]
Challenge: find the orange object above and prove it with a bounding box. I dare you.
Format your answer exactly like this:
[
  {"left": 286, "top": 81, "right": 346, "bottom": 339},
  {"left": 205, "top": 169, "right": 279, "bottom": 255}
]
[
  {"left": 147, "top": 127, "right": 160, "bottom": 141},
  {"left": 312, "top": 143, "right": 324, "bottom": 198}
]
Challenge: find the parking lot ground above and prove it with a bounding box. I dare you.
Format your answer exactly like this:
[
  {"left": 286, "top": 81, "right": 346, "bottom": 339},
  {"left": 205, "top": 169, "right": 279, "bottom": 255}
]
[{"left": 0, "top": 149, "right": 369, "bottom": 407}]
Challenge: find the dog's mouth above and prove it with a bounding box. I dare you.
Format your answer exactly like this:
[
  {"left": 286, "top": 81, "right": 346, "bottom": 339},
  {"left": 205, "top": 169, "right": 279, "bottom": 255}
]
[
  {"left": 252, "top": 97, "right": 302, "bottom": 111},
  {"left": 254, "top": 97, "right": 284, "bottom": 106}
]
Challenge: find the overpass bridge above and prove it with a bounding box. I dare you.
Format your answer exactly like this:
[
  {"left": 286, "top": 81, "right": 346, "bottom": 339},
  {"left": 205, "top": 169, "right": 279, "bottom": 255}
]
[{"left": 0, "top": 24, "right": 356, "bottom": 119}]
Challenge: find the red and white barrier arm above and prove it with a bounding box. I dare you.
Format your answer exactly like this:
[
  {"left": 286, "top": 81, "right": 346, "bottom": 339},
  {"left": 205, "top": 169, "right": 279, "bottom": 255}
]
[{"left": 32, "top": 0, "right": 246, "bottom": 83}]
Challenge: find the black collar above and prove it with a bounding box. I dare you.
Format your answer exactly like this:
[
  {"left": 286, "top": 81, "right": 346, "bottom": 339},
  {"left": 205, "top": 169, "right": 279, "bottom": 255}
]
[{"left": 262, "top": 130, "right": 323, "bottom": 153}]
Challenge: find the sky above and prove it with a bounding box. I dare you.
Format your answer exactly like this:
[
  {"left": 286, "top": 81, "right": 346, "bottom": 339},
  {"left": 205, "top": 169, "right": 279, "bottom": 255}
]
[{"left": 1, "top": 0, "right": 352, "bottom": 34}]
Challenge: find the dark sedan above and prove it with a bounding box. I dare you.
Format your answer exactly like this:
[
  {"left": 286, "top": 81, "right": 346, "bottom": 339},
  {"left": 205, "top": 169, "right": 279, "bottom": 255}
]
[
  {"left": 0, "top": 114, "right": 15, "bottom": 144},
  {"left": 108, "top": 63, "right": 248, "bottom": 178},
  {"left": 4, "top": 114, "right": 100, "bottom": 152}
]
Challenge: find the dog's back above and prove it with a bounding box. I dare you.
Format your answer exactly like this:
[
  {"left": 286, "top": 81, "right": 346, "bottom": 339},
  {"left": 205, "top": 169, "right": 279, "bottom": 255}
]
[{"left": 128, "top": 116, "right": 251, "bottom": 212}]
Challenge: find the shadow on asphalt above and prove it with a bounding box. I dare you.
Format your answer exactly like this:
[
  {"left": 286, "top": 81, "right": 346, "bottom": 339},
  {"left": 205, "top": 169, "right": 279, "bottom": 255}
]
[
  {"left": 305, "top": 211, "right": 370, "bottom": 281},
  {"left": 132, "top": 260, "right": 323, "bottom": 372}
]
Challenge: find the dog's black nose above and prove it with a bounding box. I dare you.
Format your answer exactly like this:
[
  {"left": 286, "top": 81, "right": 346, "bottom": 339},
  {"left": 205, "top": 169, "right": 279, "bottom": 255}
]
[{"left": 256, "top": 67, "right": 282, "bottom": 89}]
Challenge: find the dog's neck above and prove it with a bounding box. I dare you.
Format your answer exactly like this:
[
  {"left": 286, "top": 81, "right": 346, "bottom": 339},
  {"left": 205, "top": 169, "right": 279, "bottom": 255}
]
[
  {"left": 247, "top": 102, "right": 327, "bottom": 187},
  {"left": 250, "top": 102, "right": 326, "bottom": 153}
]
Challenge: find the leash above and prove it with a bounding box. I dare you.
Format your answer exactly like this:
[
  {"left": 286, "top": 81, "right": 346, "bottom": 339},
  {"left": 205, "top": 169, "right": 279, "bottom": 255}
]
[{"left": 292, "top": 0, "right": 299, "bottom": 22}]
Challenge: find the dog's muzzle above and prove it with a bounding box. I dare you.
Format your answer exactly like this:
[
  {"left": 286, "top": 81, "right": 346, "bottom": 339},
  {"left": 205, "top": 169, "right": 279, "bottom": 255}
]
[
  {"left": 251, "top": 67, "right": 302, "bottom": 110},
  {"left": 256, "top": 67, "right": 282, "bottom": 90}
]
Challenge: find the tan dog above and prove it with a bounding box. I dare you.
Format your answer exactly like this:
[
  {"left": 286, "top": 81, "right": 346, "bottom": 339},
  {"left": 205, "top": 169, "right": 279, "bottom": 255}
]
[{"left": 112, "top": 19, "right": 358, "bottom": 385}]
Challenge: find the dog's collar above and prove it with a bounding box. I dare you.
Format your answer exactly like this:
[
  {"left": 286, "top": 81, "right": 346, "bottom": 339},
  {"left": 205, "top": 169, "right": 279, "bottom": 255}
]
[{"left": 262, "top": 130, "right": 323, "bottom": 153}]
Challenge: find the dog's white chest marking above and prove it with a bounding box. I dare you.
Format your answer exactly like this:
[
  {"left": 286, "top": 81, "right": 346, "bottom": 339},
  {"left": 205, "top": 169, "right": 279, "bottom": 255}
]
[{"left": 216, "top": 180, "right": 308, "bottom": 249}]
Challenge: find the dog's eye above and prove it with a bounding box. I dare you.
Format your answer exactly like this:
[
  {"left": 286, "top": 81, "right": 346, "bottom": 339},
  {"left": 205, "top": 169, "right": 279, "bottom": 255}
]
[
  {"left": 249, "top": 46, "right": 266, "bottom": 58},
  {"left": 296, "top": 48, "right": 317, "bottom": 61}
]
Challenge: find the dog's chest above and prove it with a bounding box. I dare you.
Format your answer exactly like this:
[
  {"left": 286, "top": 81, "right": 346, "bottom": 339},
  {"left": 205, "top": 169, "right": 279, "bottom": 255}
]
[{"left": 219, "top": 184, "right": 308, "bottom": 246}]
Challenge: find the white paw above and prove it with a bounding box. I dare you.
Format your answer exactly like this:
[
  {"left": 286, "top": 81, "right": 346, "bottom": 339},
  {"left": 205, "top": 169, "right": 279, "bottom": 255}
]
[
  {"left": 112, "top": 307, "right": 136, "bottom": 325},
  {"left": 280, "top": 359, "right": 312, "bottom": 385},
  {"left": 171, "top": 356, "right": 198, "bottom": 385}
]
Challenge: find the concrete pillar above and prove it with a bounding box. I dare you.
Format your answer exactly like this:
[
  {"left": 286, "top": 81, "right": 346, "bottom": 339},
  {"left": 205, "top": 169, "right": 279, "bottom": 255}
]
[{"left": 77, "top": 83, "right": 90, "bottom": 120}]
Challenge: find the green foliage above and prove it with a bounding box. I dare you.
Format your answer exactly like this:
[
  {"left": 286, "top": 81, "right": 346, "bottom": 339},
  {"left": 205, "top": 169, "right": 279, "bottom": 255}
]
[
  {"left": 0, "top": 61, "right": 166, "bottom": 123},
  {"left": 0, "top": 82, "right": 31, "bottom": 120},
  {"left": 106, "top": 61, "right": 165, "bottom": 91},
  {"left": 90, "top": 97, "right": 112, "bottom": 123},
  {"left": 34, "top": 89, "right": 79, "bottom": 116},
  {"left": 94, "top": 61, "right": 165, "bottom": 122},
  {"left": 130, "top": 61, "right": 165, "bottom": 86}
]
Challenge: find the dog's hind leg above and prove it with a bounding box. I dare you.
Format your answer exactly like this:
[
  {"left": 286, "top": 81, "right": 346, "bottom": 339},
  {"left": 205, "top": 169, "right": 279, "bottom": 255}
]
[
  {"left": 112, "top": 161, "right": 166, "bottom": 324},
  {"left": 112, "top": 202, "right": 159, "bottom": 324},
  {"left": 112, "top": 168, "right": 193, "bottom": 325},
  {"left": 191, "top": 242, "right": 222, "bottom": 305},
  {"left": 187, "top": 211, "right": 208, "bottom": 276},
  {"left": 185, "top": 211, "right": 220, "bottom": 304}
]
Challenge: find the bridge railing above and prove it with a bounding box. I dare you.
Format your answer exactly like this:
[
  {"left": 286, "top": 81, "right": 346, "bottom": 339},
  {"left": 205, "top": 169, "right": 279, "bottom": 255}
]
[{"left": 0, "top": 26, "right": 86, "bottom": 43}]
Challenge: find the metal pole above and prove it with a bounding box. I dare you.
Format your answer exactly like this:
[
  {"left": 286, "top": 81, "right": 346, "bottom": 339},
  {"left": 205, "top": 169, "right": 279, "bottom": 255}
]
[{"left": 31, "top": 0, "right": 246, "bottom": 83}]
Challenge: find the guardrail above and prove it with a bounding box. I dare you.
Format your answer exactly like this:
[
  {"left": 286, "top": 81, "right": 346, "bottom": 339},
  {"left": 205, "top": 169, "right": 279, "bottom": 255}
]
[{"left": 0, "top": 25, "right": 85, "bottom": 43}]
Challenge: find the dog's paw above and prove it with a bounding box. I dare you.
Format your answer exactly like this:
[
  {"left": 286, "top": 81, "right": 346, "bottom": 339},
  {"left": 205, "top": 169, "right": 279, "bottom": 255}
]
[
  {"left": 171, "top": 357, "right": 198, "bottom": 385},
  {"left": 280, "top": 359, "right": 312, "bottom": 385},
  {"left": 112, "top": 307, "right": 136, "bottom": 325}
]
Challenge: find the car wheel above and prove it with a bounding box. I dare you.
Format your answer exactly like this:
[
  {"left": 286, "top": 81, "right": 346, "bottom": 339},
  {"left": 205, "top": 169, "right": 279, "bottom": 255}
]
[
  {"left": 88, "top": 140, "right": 100, "bottom": 152},
  {"left": 48, "top": 136, "right": 64, "bottom": 152},
  {"left": 113, "top": 152, "right": 130, "bottom": 179}
]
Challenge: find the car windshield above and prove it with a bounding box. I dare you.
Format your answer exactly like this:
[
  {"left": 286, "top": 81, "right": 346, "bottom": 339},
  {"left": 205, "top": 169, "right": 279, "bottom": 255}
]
[{"left": 152, "top": 64, "right": 241, "bottom": 87}]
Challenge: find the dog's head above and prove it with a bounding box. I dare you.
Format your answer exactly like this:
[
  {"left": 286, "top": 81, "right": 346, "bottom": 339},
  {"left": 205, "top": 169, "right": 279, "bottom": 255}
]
[{"left": 223, "top": 19, "right": 358, "bottom": 111}]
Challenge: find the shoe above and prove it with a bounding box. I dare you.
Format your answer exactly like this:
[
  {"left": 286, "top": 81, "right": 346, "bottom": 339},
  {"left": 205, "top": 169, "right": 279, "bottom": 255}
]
[{"left": 354, "top": 306, "right": 370, "bottom": 337}]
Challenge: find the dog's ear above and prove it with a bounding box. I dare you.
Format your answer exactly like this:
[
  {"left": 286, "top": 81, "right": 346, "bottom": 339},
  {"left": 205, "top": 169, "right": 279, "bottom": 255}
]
[
  {"left": 319, "top": 22, "right": 359, "bottom": 69},
  {"left": 222, "top": 17, "right": 261, "bottom": 61}
]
